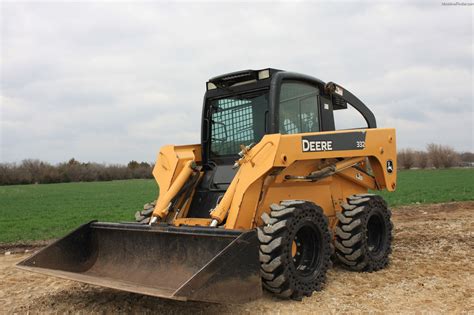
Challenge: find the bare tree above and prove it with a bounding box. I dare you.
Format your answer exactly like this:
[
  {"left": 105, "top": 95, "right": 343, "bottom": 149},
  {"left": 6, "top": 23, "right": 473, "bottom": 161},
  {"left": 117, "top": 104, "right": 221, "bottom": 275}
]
[
  {"left": 426, "top": 143, "right": 460, "bottom": 168},
  {"left": 414, "top": 150, "right": 429, "bottom": 169},
  {"left": 397, "top": 148, "right": 416, "bottom": 169}
]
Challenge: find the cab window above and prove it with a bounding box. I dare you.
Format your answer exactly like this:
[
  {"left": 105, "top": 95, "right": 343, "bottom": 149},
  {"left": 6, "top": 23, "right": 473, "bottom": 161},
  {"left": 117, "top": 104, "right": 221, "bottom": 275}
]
[
  {"left": 210, "top": 90, "right": 268, "bottom": 156},
  {"left": 279, "top": 82, "right": 319, "bottom": 134}
]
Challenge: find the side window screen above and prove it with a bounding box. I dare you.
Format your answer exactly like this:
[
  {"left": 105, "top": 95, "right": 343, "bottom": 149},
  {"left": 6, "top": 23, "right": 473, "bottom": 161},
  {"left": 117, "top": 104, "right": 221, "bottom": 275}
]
[
  {"left": 210, "top": 91, "right": 268, "bottom": 156},
  {"left": 279, "top": 82, "right": 319, "bottom": 134}
]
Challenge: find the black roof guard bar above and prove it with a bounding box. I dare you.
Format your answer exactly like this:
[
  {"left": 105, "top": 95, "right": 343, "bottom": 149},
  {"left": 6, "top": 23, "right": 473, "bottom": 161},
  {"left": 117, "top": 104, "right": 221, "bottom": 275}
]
[{"left": 325, "top": 82, "right": 377, "bottom": 128}]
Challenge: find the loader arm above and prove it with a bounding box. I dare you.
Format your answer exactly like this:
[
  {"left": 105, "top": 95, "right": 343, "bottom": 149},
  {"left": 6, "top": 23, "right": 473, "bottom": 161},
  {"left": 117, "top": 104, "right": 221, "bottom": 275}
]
[{"left": 209, "top": 128, "right": 396, "bottom": 229}]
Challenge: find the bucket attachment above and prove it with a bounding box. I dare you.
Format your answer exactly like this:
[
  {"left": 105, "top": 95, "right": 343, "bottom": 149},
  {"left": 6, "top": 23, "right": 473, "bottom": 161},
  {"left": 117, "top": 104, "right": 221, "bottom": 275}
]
[{"left": 17, "top": 222, "right": 262, "bottom": 303}]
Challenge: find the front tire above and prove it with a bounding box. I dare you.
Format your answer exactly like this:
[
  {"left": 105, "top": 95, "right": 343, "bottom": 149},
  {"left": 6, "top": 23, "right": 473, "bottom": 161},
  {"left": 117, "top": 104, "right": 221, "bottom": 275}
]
[
  {"left": 257, "top": 200, "right": 332, "bottom": 300},
  {"left": 335, "top": 194, "right": 393, "bottom": 271}
]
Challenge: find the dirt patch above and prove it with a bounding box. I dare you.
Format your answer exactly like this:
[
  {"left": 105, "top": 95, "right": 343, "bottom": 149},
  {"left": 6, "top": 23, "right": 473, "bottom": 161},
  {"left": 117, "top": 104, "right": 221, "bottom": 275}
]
[
  {"left": 1, "top": 201, "right": 473, "bottom": 313},
  {"left": 0, "top": 239, "right": 51, "bottom": 255}
]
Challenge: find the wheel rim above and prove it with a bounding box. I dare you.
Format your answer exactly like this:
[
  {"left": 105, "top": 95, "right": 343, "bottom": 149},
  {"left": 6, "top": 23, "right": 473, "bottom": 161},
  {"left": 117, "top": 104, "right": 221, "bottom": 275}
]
[
  {"left": 291, "top": 223, "right": 322, "bottom": 277},
  {"left": 367, "top": 212, "right": 386, "bottom": 255}
]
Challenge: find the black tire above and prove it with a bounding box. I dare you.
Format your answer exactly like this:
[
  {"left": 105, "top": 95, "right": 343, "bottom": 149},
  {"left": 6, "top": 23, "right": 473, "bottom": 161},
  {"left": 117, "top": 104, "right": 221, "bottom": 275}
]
[
  {"left": 335, "top": 194, "right": 393, "bottom": 272},
  {"left": 134, "top": 201, "right": 156, "bottom": 224},
  {"left": 257, "top": 200, "right": 332, "bottom": 300}
]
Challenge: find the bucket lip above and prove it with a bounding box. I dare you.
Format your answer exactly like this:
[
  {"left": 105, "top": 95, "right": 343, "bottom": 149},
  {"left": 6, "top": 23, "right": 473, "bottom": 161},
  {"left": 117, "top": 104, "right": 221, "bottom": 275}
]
[
  {"left": 16, "top": 264, "right": 188, "bottom": 301},
  {"left": 91, "top": 221, "right": 251, "bottom": 238}
]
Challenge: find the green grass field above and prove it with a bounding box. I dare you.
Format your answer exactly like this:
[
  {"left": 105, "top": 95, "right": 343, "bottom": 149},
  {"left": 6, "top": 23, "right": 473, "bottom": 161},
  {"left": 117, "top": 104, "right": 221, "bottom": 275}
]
[
  {"left": 0, "top": 180, "right": 158, "bottom": 243},
  {"left": 377, "top": 168, "right": 474, "bottom": 206},
  {"left": 0, "top": 169, "right": 473, "bottom": 243}
]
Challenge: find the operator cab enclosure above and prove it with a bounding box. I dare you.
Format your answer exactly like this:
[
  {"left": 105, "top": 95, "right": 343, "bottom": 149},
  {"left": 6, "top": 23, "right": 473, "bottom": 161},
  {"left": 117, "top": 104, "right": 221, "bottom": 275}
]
[
  {"left": 202, "top": 68, "right": 376, "bottom": 166},
  {"left": 188, "top": 68, "right": 377, "bottom": 218}
]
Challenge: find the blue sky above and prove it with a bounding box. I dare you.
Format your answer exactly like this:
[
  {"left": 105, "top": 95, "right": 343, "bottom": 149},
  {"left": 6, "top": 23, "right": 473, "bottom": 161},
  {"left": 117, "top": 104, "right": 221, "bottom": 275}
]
[{"left": 1, "top": 1, "right": 472, "bottom": 163}]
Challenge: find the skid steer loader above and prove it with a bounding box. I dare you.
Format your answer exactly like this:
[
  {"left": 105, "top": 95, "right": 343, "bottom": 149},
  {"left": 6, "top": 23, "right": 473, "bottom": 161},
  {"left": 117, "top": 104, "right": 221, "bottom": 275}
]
[{"left": 18, "top": 69, "right": 397, "bottom": 303}]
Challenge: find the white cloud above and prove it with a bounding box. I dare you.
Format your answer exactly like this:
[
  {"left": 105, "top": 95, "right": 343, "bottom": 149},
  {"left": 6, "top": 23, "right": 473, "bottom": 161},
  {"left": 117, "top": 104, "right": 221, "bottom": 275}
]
[{"left": 0, "top": 1, "right": 472, "bottom": 163}]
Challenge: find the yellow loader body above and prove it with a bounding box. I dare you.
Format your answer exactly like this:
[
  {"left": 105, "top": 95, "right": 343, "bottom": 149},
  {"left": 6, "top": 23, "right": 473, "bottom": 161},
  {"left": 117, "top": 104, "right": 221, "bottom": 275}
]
[{"left": 19, "top": 69, "right": 397, "bottom": 303}]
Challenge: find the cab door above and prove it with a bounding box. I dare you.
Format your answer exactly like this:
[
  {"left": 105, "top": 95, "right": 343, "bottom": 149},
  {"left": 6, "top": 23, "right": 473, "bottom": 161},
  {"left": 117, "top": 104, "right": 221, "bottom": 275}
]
[{"left": 277, "top": 81, "right": 321, "bottom": 134}]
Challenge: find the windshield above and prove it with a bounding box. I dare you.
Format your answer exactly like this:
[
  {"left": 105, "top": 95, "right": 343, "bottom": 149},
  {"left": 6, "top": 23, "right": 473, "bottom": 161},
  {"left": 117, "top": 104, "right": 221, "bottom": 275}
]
[{"left": 210, "top": 90, "right": 268, "bottom": 157}]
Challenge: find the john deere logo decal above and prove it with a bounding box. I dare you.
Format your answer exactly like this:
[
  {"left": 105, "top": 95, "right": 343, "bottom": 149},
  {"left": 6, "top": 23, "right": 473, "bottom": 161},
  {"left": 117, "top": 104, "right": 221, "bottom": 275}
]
[
  {"left": 302, "top": 131, "right": 366, "bottom": 152},
  {"left": 302, "top": 139, "right": 333, "bottom": 152},
  {"left": 387, "top": 160, "right": 394, "bottom": 173}
]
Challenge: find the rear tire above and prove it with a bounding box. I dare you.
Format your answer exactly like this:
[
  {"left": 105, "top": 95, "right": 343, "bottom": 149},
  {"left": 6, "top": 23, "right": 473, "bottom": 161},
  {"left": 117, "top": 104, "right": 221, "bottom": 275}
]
[
  {"left": 335, "top": 194, "right": 393, "bottom": 271},
  {"left": 134, "top": 201, "right": 156, "bottom": 224},
  {"left": 257, "top": 200, "right": 332, "bottom": 300}
]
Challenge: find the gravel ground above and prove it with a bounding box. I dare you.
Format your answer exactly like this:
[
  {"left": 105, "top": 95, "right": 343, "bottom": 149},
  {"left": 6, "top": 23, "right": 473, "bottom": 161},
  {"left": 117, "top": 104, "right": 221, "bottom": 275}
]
[{"left": 1, "top": 201, "right": 473, "bottom": 314}]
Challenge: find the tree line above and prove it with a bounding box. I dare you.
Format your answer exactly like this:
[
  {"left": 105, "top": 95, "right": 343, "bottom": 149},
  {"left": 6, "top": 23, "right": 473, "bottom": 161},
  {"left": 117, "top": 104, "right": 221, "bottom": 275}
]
[
  {"left": 0, "top": 158, "right": 154, "bottom": 185},
  {"left": 1, "top": 143, "right": 472, "bottom": 185},
  {"left": 397, "top": 143, "right": 473, "bottom": 170}
]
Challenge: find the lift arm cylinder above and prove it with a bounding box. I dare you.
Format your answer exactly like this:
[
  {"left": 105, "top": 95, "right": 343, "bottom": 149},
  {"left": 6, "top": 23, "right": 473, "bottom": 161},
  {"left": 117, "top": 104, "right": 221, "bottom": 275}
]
[{"left": 152, "top": 160, "right": 195, "bottom": 219}]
